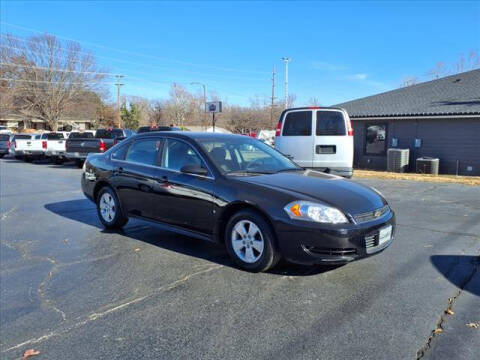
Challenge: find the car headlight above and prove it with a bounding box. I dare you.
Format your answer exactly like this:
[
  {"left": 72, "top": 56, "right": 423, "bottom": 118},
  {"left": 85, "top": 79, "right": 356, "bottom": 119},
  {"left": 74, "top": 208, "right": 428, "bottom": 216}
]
[{"left": 284, "top": 201, "right": 348, "bottom": 224}]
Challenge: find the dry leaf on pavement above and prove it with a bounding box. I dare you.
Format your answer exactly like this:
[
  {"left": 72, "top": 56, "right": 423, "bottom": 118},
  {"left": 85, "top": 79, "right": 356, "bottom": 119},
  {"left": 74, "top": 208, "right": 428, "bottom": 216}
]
[
  {"left": 135, "top": 248, "right": 140, "bottom": 252},
  {"left": 433, "top": 328, "right": 443, "bottom": 334},
  {"left": 22, "top": 349, "right": 40, "bottom": 359},
  {"left": 445, "top": 309, "right": 454, "bottom": 315},
  {"left": 466, "top": 322, "right": 479, "bottom": 329}
]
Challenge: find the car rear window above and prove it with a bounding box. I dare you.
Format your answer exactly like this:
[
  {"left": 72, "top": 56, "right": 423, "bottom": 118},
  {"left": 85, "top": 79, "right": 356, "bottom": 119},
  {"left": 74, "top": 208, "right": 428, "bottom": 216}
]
[
  {"left": 46, "top": 133, "right": 65, "bottom": 140},
  {"left": 14, "top": 135, "right": 32, "bottom": 140},
  {"left": 69, "top": 132, "right": 94, "bottom": 139},
  {"left": 96, "top": 129, "right": 124, "bottom": 139},
  {"left": 316, "top": 111, "right": 346, "bottom": 136},
  {"left": 0, "top": 134, "right": 9, "bottom": 141},
  {"left": 282, "top": 111, "right": 312, "bottom": 136}
]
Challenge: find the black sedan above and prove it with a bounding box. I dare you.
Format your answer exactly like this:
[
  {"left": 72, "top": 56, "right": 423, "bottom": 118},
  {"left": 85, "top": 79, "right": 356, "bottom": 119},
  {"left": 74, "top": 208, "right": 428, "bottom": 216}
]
[{"left": 82, "top": 132, "right": 395, "bottom": 272}]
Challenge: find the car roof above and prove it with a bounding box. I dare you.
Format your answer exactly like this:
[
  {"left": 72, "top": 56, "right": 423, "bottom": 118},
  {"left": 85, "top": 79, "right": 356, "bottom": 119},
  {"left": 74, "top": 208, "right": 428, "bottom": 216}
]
[{"left": 135, "top": 131, "right": 246, "bottom": 141}]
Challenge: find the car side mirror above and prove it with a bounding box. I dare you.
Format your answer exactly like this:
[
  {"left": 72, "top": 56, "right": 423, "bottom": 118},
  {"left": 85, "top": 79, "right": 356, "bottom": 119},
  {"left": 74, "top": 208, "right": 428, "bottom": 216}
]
[{"left": 180, "top": 164, "right": 208, "bottom": 176}]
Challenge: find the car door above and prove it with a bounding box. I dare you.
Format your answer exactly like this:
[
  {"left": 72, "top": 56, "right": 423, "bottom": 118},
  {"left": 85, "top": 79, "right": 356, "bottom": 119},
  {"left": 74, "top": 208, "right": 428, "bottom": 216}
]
[
  {"left": 154, "top": 138, "right": 215, "bottom": 235},
  {"left": 275, "top": 109, "right": 313, "bottom": 167},
  {"left": 110, "top": 137, "right": 164, "bottom": 220},
  {"left": 313, "top": 109, "right": 353, "bottom": 169}
]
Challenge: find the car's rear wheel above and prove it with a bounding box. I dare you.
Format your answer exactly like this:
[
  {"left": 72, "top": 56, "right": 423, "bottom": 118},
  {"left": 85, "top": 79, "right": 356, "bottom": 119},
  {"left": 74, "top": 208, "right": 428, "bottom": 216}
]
[
  {"left": 53, "top": 156, "right": 64, "bottom": 165},
  {"left": 225, "top": 209, "right": 280, "bottom": 272},
  {"left": 96, "top": 186, "right": 128, "bottom": 229}
]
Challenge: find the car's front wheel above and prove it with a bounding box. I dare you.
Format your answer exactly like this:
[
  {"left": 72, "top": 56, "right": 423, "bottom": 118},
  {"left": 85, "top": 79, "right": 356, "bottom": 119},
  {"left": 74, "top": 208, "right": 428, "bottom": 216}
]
[
  {"left": 96, "top": 186, "right": 128, "bottom": 229},
  {"left": 225, "top": 209, "right": 280, "bottom": 272}
]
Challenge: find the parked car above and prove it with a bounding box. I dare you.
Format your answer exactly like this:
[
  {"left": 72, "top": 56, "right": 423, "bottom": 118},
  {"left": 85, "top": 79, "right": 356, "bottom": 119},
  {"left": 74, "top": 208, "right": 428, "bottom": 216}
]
[
  {"left": 275, "top": 107, "right": 354, "bottom": 178},
  {"left": 82, "top": 132, "right": 395, "bottom": 272},
  {"left": 13, "top": 133, "right": 48, "bottom": 161},
  {"left": 137, "top": 125, "right": 181, "bottom": 133},
  {"left": 65, "top": 128, "right": 135, "bottom": 168},
  {"left": 0, "top": 133, "right": 10, "bottom": 158},
  {"left": 45, "top": 132, "right": 70, "bottom": 164}
]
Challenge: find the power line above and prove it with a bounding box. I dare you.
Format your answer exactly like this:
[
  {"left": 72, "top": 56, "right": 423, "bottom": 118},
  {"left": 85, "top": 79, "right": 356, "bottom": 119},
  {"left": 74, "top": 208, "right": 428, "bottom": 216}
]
[
  {"left": 0, "top": 42, "right": 267, "bottom": 83},
  {"left": 0, "top": 62, "right": 111, "bottom": 76},
  {"left": 0, "top": 77, "right": 107, "bottom": 84},
  {"left": 0, "top": 22, "right": 269, "bottom": 75}
]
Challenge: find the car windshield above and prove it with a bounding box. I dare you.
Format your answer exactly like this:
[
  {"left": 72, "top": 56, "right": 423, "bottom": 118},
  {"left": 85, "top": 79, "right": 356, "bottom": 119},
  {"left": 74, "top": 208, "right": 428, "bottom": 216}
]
[
  {"left": 69, "top": 132, "right": 94, "bottom": 139},
  {"left": 198, "top": 136, "right": 301, "bottom": 174}
]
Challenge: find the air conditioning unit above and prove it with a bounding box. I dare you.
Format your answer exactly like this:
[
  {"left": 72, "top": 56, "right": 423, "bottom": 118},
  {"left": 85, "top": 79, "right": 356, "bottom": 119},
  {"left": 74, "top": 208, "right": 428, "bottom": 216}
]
[
  {"left": 387, "top": 148, "right": 409, "bottom": 173},
  {"left": 416, "top": 157, "right": 439, "bottom": 175}
]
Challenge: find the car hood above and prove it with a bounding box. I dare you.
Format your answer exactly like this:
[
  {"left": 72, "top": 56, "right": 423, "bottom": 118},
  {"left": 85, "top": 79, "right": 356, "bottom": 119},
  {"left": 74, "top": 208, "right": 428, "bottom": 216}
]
[{"left": 237, "top": 170, "right": 386, "bottom": 215}]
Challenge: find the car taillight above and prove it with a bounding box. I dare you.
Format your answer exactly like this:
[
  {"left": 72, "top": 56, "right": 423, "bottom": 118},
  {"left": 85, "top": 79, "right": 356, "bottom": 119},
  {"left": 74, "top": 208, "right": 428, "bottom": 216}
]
[
  {"left": 275, "top": 121, "right": 282, "bottom": 137},
  {"left": 346, "top": 117, "right": 354, "bottom": 136},
  {"left": 42, "top": 140, "right": 47, "bottom": 149},
  {"left": 99, "top": 140, "right": 106, "bottom": 152},
  {"left": 8, "top": 141, "right": 11, "bottom": 148}
]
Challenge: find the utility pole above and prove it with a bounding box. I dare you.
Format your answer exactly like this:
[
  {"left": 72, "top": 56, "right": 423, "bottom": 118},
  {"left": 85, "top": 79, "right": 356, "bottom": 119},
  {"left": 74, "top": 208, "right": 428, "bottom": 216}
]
[
  {"left": 281, "top": 57, "right": 290, "bottom": 109},
  {"left": 115, "top": 75, "right": 124, "bottom": 128},
  {"left": 270, "top": 65, "right": 276, "bottom": 128},
  {"left": 191, "top": 82, "right": 207, "bottom": 128}
]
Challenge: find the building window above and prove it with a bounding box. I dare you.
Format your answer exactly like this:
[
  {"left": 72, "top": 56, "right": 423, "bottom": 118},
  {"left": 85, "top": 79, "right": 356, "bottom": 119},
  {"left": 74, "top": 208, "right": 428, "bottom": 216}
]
[{"left": 365, "top": 124, "right": 387, "bottom": 155}]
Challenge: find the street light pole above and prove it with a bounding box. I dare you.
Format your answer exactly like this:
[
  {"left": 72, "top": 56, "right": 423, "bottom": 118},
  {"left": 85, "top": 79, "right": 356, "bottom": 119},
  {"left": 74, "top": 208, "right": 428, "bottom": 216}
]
[
  {"left": 191, "top": 82, "right": 207, "bottom": 127},
  {"left": 281, "top": 57, "right": 290, "bottom": 109}
]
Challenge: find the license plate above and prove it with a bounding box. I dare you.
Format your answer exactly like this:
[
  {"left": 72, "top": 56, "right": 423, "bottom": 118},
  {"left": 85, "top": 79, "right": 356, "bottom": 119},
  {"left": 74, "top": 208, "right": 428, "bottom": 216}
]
[{"left": 379, "top": 225, "right": 392, "bottom": 245}]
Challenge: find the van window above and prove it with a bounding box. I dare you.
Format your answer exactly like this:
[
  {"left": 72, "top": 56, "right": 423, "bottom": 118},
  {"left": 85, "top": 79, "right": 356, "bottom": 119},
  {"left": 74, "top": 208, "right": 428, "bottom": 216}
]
[
  {"left": 316, "top": 111, "right": 346, "bottom": 136},
  {"left": 282, "top": 111, "right": 312, "bottom": 136},
  {"left": 46, "top": 133, "right": 65, "bottom": 140}
]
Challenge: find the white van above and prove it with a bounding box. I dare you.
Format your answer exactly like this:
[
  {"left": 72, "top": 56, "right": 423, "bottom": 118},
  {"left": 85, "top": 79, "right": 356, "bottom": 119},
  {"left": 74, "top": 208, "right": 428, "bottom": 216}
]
[{"left": 274, "top": 107, "right": 354, "bottom": 177}]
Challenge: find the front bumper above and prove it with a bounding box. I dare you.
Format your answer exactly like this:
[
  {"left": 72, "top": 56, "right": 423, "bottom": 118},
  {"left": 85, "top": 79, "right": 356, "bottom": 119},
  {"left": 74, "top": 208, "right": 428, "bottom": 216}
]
[
  {"left": 275, "top": 210, "right": 396, "bottom": 265},
  {"left": 65, "top": 152, "right": 88, "bottom": 159}
]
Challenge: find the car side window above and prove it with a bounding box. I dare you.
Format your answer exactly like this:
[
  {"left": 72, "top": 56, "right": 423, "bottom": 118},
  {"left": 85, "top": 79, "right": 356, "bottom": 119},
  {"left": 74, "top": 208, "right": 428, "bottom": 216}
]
[
  {"left": 162, "top": 139, "right": 204, "bottom": 172},
  {"left": 282, "top": 111, "right": 312, "bottom": 136},
  {"left": 125, "top": 139, "right": 162, "bottom": 166},
  {"left": 111, "top": 141, "right": 132, "bottom": 161}
]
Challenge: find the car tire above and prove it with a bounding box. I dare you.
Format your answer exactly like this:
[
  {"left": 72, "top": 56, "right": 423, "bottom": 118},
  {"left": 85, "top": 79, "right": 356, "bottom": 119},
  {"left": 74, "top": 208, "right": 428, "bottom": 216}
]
[
  {"left": 53, "top": 157, "right": 64, "bottom": 165},
  {"left": 225, "top": 209, "right": 281, "bottom": 272},
  {"left": 75, "top": 159, "right": 84, "bottom": 168},
  {"left": 96, "top": 186, "right": 128, "bottom": 229}
]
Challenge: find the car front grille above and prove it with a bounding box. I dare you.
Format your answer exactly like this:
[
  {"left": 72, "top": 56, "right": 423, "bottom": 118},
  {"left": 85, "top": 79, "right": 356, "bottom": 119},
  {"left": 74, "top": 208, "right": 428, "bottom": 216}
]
[
  {"left": 354, "top": 205, "right": 390, "bottom": 224},
  {"left": 364, "top": 234, "right": 378, "bottom": 249},
  {"left": 303, "top": 246, "right": 357, "bottom": 257}
]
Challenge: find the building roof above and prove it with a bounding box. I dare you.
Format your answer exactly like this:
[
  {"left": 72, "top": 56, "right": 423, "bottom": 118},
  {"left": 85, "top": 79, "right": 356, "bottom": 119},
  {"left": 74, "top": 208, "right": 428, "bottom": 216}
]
[{"left": 335, "top": 69, "right": 480, "bottom": 118}]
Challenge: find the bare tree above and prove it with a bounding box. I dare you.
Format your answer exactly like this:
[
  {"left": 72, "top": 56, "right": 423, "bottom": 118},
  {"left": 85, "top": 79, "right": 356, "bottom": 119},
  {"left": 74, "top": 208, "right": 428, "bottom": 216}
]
[
  {"left": 400, "top": 75, "right": 419, "bottom": 87},
  {"left": 308, "top": 97, "right": 321, "bottom": 106},
  {"left": 467, "top": 49, "right": 480, "bottom": 70},
  {"left": 0, "top": 33, "right": 106, "bottom": 130},
  {"left": 149, "top": 100, "right": 164, "bottom": 126},
  {"left": 427, "top": 61, "right": 448, "bottom": 79}
]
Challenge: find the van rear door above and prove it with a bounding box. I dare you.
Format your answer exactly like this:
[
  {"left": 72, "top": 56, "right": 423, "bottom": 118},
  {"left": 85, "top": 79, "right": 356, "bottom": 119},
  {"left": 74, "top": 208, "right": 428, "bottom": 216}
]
[
  {"left": 312, "top": 109, "right": 353, "bottom": 171},
  {"left": 275, "top": 110, "right": 313, "bottom": 167}
]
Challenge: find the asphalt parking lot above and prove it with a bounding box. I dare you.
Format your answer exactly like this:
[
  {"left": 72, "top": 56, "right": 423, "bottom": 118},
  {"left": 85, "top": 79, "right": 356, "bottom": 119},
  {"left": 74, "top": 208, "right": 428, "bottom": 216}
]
[{"left": 1, "top": 158, "right": 479, "bottom": 360}]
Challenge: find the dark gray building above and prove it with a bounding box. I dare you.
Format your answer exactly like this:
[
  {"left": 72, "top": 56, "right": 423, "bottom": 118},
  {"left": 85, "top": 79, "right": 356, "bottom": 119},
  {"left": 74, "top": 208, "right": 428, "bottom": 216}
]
[{"left": 335, "top": 69, "right": 480, "bottom": 176}]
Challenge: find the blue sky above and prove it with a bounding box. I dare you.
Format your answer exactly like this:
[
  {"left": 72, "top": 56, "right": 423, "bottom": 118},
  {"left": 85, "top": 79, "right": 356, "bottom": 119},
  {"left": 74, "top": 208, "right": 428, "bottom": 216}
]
[{"left": 1, "top": 1, "right": 479, "bottom": 106}]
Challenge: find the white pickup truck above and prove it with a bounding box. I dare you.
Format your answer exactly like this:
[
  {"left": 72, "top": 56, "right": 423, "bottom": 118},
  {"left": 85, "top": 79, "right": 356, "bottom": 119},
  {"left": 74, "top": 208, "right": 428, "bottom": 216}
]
[
  {"left": 14, "top": 133, "right": 46, "bottom": 161},
  {"left": 44, "top": 132, "right": 70, "bottom": 164}
]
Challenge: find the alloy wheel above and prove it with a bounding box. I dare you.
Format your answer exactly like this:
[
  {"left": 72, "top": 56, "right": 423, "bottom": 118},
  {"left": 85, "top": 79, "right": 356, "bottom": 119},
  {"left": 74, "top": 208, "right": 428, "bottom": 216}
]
[
  {"left": 99, "top": 192, "right": 116, "bottom": 222},
  {"left": 231, "top": 220, "right": 264, "bottom": 263}
]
